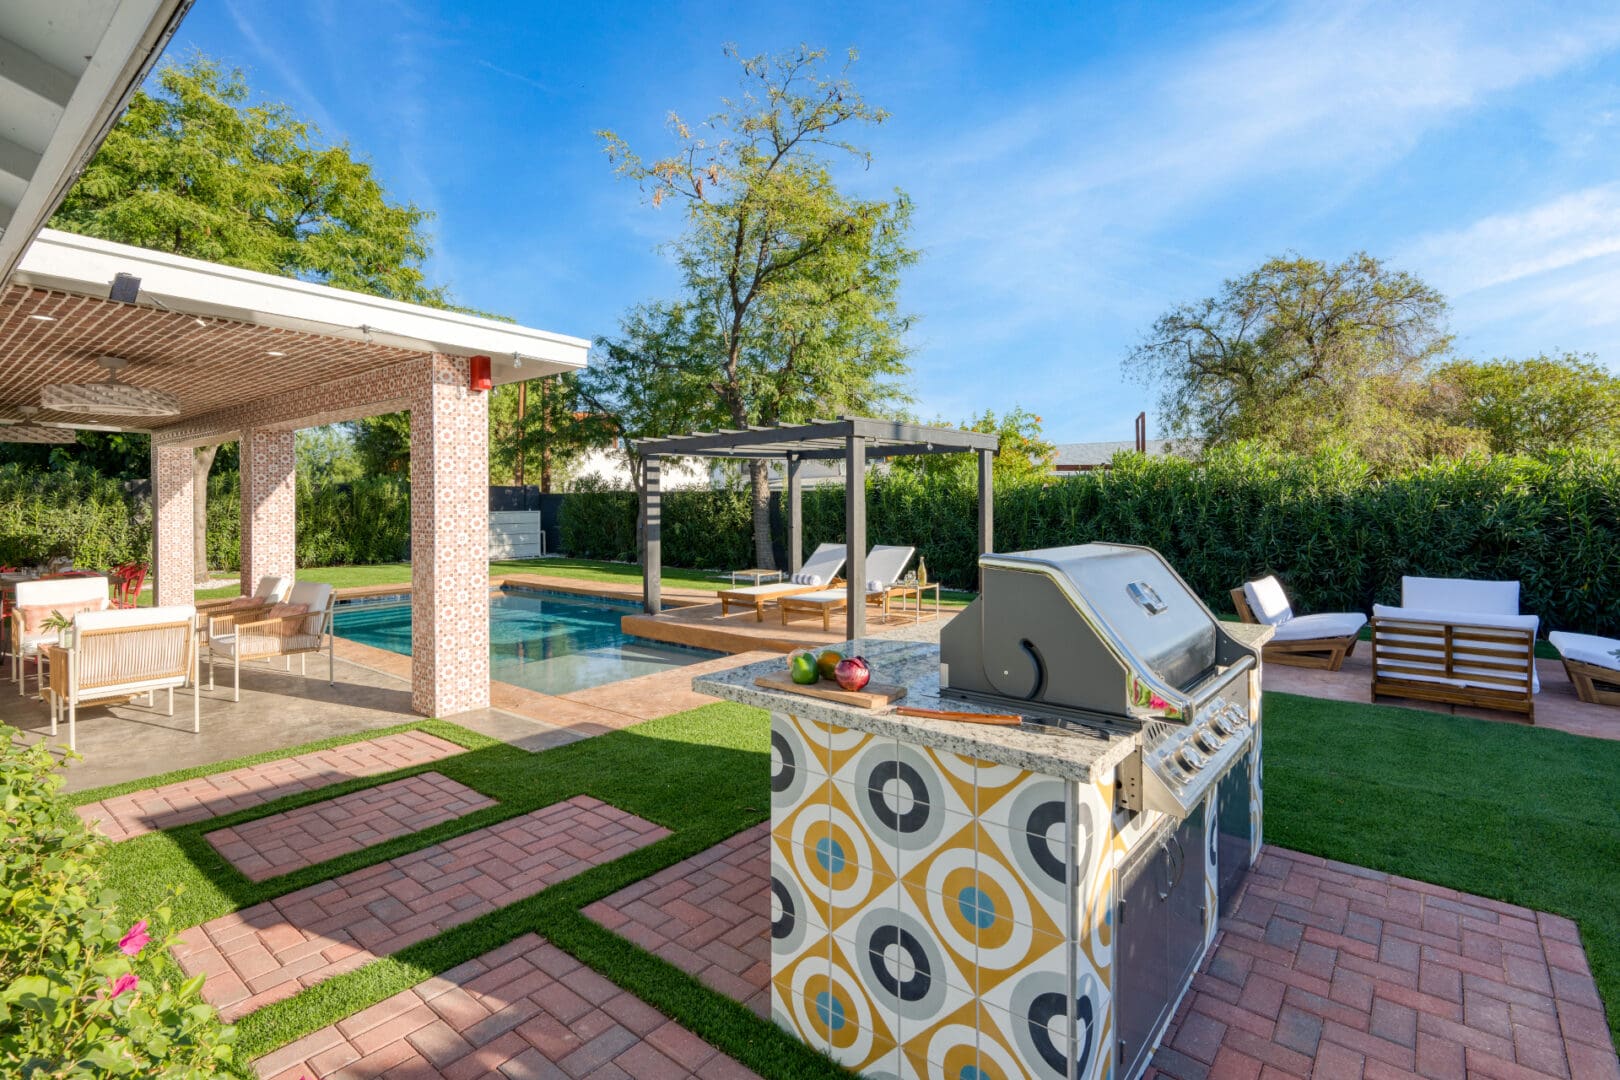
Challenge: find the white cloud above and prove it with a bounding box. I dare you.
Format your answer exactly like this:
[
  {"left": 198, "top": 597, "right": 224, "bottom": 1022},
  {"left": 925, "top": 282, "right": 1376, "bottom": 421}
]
[{"left": 1403, "top": 184, "right": 1620, "bottom": 294}]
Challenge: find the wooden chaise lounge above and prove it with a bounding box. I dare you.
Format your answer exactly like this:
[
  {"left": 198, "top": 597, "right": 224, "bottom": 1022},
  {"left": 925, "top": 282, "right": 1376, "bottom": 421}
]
[
  {"left": 716, "top": 543, "right": 846, "bottom": 621},
  {"left": 1231, "top": 576, "right": 1366, "bottom": 671},
  {"left": 1548, "top": 631, "right": 1620, "bottom": 707}
]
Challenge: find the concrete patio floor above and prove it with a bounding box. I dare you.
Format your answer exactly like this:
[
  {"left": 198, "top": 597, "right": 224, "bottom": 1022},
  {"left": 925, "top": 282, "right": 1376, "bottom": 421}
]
[{"left": 1264, "top": 646, "right": 1619, "bottom": 742}]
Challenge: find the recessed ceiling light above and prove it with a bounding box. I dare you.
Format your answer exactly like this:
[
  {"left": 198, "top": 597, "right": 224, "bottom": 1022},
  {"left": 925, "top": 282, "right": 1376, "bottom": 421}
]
[
  {"left": 27, "top": 314, "right": 55, "bottom": 322},
  {"left": 267, "top": 350, "right": 287, "bottom": 357}
]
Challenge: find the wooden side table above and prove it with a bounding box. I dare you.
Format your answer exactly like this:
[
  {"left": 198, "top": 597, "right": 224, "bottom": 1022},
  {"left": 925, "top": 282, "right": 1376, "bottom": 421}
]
[
  {"left": 731, "top": 568, "right": 785, "bottom": 587},
  {"left": 883, "top": 582, "right": 942, "bottom": 623}
]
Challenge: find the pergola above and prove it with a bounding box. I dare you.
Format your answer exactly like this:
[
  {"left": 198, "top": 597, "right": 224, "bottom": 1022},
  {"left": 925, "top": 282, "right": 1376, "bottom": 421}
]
[{"left": 633, "top": 417, "right": 1000, "bottom": 640}]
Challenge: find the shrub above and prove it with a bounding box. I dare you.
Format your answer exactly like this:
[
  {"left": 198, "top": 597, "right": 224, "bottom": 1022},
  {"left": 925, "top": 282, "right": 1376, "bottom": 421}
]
[
  {"left": 0, "top": 464, "right": 146, "bottom": 570},
  {"left": 0, "top": 737, "right": 236, "bottom": 1077}
]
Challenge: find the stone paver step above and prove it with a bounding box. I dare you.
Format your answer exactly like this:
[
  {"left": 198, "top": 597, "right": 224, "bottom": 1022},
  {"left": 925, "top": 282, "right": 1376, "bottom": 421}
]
[
  {"left": 252, "top": 933, "right": 763, "bottom": 1080},
  {"left": 176, "top": 795, "right": 668, "bottom": 1021},
  {"left": 77, "top": 730, "right": 467, "bottom": 842},
  {"left": 584, "top": 821, "right": 771, "bottom": 1018},
  {"left": 205, "top": 771, "right": 497, "bottom": 881}
]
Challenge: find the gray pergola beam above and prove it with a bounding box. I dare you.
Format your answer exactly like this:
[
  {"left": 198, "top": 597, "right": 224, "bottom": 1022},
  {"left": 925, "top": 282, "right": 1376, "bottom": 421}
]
[
  {"left": 787, "top": 453, "right": 804, "bottom": 574},
  {"left": 633, "top": 416, "right": 997, "bottom": 458},
  {"left": 642, "top": 456, "right": 661, "bottom": 614}
]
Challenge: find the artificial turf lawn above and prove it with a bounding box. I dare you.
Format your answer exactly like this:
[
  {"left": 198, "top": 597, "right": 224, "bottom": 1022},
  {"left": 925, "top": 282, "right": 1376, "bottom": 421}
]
[{"left": 78, "top": 691, "right": 1620, "bottom": 1073}]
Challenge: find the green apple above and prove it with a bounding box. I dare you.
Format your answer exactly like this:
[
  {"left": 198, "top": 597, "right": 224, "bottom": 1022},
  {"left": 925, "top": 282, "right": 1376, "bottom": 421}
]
[{"left": 789, "top": 650, "right": 820, "bottom": 685}]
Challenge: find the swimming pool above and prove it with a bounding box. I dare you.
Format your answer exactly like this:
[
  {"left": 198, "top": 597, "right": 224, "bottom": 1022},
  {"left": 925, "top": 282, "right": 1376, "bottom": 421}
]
[{"left": 333, "top": 588, "right": 721, "bottom": 695}]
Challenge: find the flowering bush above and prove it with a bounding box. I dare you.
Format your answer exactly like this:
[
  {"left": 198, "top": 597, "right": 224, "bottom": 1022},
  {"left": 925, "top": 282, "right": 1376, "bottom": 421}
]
[{"left": 0, "top": 736, "right": 237, "bottom": 1077}]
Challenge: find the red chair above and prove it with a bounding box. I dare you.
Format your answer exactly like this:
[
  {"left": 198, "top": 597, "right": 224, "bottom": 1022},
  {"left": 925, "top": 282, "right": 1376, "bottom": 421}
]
[{"left": 111, "top": 563, "right": 148, "bottom": 609}]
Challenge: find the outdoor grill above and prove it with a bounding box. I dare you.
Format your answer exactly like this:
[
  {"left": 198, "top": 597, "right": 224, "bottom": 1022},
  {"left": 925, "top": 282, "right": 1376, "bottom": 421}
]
[{"left": 940, "top": 542, "right": 1260, "bottom": 819}]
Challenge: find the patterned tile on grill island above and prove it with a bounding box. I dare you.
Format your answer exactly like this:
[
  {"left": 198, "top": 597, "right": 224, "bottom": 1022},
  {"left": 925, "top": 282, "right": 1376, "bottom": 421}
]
[{"left": 770, "top": 715, "right": 819, "bottom": 812}]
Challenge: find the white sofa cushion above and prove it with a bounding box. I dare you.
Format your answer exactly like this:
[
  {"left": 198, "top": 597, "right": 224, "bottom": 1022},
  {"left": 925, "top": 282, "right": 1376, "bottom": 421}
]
[
  {"left": 15, "top": 576, "right": 111, "bottom": 608},
  {"left": 1271, "top": 612, "right": 1366, "bottom": 642},
  {"left": 76, "top": 605, "right": 195, "bottom": 631},
  {"left": 1401, "top": 577, "right": 1520, "bottom": 616},
  {"left": 1243, "top": 577, "right": 1294, "bottom": 625},
  {"left": 1548, "top": 631, "right": 1620, "bottom": 672}
]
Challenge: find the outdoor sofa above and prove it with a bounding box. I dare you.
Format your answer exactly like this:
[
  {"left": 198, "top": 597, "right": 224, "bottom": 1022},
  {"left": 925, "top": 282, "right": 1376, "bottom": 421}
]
[
  {"left": 45, "top": 605, "right": 199, "bottom": 752},
  {"left": 717, "top": 543, "right": 846, "bottom": 620},
  {"left": 1369, "top": 576, "right": 1539, "bottom": 722},
  {"left": 1231, "top": 575, "right": 1366, "bottom": 671},
  {"left": 1547, "top": 631, "right": 1620, "bottom": 707},
  {"left": 779, "top": 545, "right": 916, "bottom": 629},
  {"left": 11, "top": 575, "right": 111, "bottom": 696}
]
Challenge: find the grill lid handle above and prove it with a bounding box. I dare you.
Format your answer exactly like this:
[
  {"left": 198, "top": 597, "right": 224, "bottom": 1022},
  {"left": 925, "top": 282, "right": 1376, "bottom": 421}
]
[{"left": 1127, "top": 580, "right": 1168, "bottom": 615}]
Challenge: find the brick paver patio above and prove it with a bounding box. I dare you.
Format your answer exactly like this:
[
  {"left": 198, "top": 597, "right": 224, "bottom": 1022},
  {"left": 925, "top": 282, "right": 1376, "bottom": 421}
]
[
  {"left": 584, "top": 821, "right": 771, "bottom": 1018},
  {"left": 76, "top": 730, "right": 467, "bottom": 842},
  {"left": 253, "top": 933, "right": 762, "bottom": 1080},
  {"left": 204, "top": 771, "right": 496, "bottom": 881},
  {"left": 1150, "top": 846, "right": 1620, "bottom": 1080},
  {"left": 175, "top": 796, "right": 669, "bottom": 1021}
]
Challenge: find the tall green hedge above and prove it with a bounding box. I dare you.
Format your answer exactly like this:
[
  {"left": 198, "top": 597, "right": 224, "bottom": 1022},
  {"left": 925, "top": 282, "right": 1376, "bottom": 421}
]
[
  {"left": 206, "top": 473, "right": 411, "bottom": 569},
  {"left": 0, "top": 464, "right": 148, "bottom": 569},
  {"left": 561, "top": 446, "right": 1620, "bottom": 636}
]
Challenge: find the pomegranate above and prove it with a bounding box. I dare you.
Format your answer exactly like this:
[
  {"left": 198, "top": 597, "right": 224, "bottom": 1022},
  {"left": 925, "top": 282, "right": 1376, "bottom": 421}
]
[{"left": 834, "top": 655, "right": 871, "bottom": 692}]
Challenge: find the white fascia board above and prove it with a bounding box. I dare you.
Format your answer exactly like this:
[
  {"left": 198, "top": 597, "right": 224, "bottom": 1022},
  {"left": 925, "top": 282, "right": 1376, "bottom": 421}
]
[
  {"left": 0, "top": 1, "right": 192, "bottom": 280},
  {"left": 15, "top": 228, "right": 590, "bottom": 377}
]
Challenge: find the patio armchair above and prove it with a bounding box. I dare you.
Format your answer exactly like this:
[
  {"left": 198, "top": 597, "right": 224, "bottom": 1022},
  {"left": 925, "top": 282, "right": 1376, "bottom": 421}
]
[
  {"left": 717, "top": 544, "right": 847, "bottom": 620},
  {"left": 1231, "top": 576, "right": 1366, "bottom": 671},
  {"left": 1369, "top": 576, "right": 1539, "bottom": 722},
  {"left": 779, "top": 545, "right": 917, "bottom": 630},
  {"left": 11, "top": 576, "right": 111, "bottom": 697},
  {"left": 45, "top": 606, "right": 198, "bottom": 752},
  {"left": 207, "top": 581, "right": 335, "bottom": 702},
  {"left": 197, "top": 574, "right": 293, "bottom": 617},
  {"left": 1547, "top": 631, "right": 1620, "bottom": 707}
]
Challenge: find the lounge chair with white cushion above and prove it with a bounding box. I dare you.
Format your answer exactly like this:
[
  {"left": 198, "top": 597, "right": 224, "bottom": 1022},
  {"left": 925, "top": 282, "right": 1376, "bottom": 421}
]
[
  {"left": 11, "top": 576, "right": 110, "bottom": 696},
  {"left": 1231, "top": 575, "right": 1366, "bottom": 671},
  {"left": 208, "top": 581, "right": 335, "bottom": 701},
  {"left": 779, "top": 546, "right": 917, "bottom": 629},
  {"left": 197, "top": 574, "right": 293, "bottom": 616},
  {"left": 1370, "top": 576, "right": 1539, "bottom": 721},
  {"left": 46, "top": 606, "right": 198, "bottom": 752},
  {"left": 717, "top": 544, "right": 847, "bottom": 620},
  {"left": 1548, "top": 631, "right": 1620, "bottom": 707}
]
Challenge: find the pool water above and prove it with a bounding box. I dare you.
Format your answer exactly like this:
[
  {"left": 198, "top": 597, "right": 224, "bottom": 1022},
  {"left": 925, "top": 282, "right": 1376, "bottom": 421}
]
[{"left": 333, "top": 588, "right": 721, "bottom": 695}]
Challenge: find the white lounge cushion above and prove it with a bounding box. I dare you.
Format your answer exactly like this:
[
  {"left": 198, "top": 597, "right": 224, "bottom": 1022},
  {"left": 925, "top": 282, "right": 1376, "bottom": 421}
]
[
  {"left": 1243, "top": 577, "right": 1294, "bottom": 625},
  {"left": 1401, "top": 577, "right": 1519, "bottom": 616},
  {"left": 1270, "top": 612, "right": 1366, "bottom": 642},
  {"left": 254, "top": 574, "right": 294, "bottom": 603},
  {"left": 724, "top": 582, "right": 811, "bottom": 599},
  {"left": 1373, "top": 605, "right": 1540, "bottom": 693},
  {"left": 864, "top": 545, "right": 915, "bottom": 589},
  {"left": 1549, "top": 631, "right": 1620, "bottom": 672},
  {"left": 786, "top": 588, "right": 848, "bottom": 606}
]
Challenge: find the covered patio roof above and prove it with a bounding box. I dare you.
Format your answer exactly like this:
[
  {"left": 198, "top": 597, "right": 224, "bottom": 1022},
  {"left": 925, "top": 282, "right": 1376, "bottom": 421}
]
[{"left": 637, "top": 417, "right": 999, "bottom": 639}]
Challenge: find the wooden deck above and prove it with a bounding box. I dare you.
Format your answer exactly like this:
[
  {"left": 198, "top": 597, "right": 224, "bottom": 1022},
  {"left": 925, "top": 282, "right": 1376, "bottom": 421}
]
[{"left": 621, "top": 600, "right": 955, "bottom": 655}]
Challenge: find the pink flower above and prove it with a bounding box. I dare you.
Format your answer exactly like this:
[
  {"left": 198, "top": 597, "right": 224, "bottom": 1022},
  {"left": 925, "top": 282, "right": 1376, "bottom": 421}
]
[
  {"left": 118, "top": 921, "right": 150, "bottom": 957},
  {"left": 108, "top": 973, "right": 138, "bottom": 998}
]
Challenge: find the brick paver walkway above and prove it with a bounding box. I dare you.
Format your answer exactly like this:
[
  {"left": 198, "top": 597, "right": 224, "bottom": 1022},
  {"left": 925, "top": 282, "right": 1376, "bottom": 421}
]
[
  {"left": 77, "top": 731, "right": 466, "bottom": 842},
  {"left": 204, "top": 771, "right": 496, "bottom": 881},
  {"left": 584, "top": 822, "right": 771, "bottom": 1017},
  {"left": 175, "top": 796, "right": 668, "bottom": 1021},
  {"left": 1151, "top": 847, "right": 1620, "bottom": 1080},
  {"left": 253, "top": 933, "right": 762, "bottom": 1080}
]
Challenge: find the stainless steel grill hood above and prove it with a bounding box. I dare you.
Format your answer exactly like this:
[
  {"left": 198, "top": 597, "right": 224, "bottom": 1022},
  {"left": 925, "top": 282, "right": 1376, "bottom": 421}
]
[{"left": 940, "top": 543, "right": 1261, "bottom": 817}]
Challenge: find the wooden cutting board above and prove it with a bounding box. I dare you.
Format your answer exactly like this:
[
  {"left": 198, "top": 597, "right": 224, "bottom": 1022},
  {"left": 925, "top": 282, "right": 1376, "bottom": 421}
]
[{"left": 754, "top": 670, "right": 908, "bottom": 709}]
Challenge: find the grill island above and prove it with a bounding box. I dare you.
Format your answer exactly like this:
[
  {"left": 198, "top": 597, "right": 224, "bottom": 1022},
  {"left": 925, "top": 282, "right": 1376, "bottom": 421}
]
[{"left": 694, "top": 544, "right": 1272, "bottom": 1080}]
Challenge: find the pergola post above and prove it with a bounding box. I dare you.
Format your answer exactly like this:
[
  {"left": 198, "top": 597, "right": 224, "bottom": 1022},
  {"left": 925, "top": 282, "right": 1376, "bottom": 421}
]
[
  {"left": 151, "top": 444, "right": 194, "bottom": 607},
  {"left": 408, "top": 353, "right": 490, "bottom": 717},
  {"left": 786, "top": 453, "right": 803, "bottom": 574},
  {"left": 239, "top": 428, "right": 297, "bottom": 593},
  {"left": 643, "top": 454, "right": 661, "bottom": 614},
  {"left": 978, "top": 448, "right": 995, "bottom": 589},
  {"left": 845, "top": 434, "right": 866, "bottom": 641}
]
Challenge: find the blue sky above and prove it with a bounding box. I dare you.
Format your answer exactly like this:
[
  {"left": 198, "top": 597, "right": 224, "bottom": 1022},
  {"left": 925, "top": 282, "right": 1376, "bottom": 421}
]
[{"left": 167, "top": 0, "right": 1620, "bottom": 443}]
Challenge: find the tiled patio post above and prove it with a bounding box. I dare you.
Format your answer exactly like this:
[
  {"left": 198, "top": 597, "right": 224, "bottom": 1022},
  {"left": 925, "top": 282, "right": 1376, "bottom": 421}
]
[
  {"left": 408, "top": 353, "right": 490, "bottom": 716},
  {"left": 151, "top": 445, "right": 195, "bottom": 606},
  {"left": 239, "top": 429, "right": 297, "bottom": 593}
]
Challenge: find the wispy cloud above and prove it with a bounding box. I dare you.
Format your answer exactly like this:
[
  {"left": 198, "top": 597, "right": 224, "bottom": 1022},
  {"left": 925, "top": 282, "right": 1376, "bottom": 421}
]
[
  {"left": 1403, "top": 184, "right": 1620, "bottom": 294},
  {"left": 220, "top": 0, "right": 341, "bottom": 137}
]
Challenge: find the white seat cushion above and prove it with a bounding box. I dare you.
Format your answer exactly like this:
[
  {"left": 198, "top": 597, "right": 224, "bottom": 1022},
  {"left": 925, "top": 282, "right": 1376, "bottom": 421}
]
[
  {"left": 1243, "top": 577, "right": 1294, "bottom": 625},
  {"left": 1270, "top": 612, "right": 1366, "bottom": 642},
  {"left": 723, "top": 582, "right": 809, "bottom": 599},
  {"left": 1401, "top": 577, "right": 1520, "bottom": 616},
  {"left": 1549, "top": 632, "right": 1620, "bottom": 672},
  {"left": 787, "top": 589, "right": 848, "bottom": 606},
  {"left": 76, "top": 605, "right": 195, "bottom": 631}
]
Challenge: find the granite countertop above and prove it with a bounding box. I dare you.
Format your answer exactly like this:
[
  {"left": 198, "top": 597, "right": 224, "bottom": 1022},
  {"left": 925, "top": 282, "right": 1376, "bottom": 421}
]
[{"left": 693, "top": 636, "right": 1140, "bottom": 781}]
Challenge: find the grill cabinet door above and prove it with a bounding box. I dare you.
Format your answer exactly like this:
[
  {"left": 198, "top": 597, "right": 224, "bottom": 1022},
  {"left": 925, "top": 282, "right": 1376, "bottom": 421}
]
[
  {"left": 1216, "top": 751, "right": 1254, "bottom": 916},
  {"left": 1115, "top": 832, "right": 1170, "bottom": 1079},
  {"left": 1167, "top": 803, "right": 1209, "bottom": 991}
]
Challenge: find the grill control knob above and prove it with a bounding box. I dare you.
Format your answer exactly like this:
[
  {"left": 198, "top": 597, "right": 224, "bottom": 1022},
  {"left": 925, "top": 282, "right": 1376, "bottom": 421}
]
[
  {"left": 1195, "top": 724, "right": 1224, "bottom": 753},
  {"left": 1175, "top": 746, "right": 1205, "bottom": 772}
]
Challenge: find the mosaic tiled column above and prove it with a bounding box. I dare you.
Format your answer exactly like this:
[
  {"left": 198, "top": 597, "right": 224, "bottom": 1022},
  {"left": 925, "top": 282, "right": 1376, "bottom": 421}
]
[
  {"left": 408, "top": 353, "right": 490, "bottom": 716},
  {"left": 239, "top": 429, "right": 297, "bottom": 592},
  {"left": 151, "top": 445, "right": 195, "bottom": 607}
]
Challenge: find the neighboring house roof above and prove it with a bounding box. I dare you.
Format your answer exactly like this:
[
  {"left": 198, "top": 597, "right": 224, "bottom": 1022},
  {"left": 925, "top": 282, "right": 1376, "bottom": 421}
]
[
  {"left": 1052, "top": 439, "right": 1194, "bottom": 470},
  {"left": 0, "top": 1, "right": 195, "bottom": 282}
]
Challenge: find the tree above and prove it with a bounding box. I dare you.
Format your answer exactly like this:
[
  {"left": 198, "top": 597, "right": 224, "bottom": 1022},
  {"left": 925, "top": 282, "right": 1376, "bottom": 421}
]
[
  {"left": 600, "top": 45, "right": 915, "bottom": 568},
  {"left": 1431, "top": 353, "right": 1620, "bottom": 456},
  {"left": 51, "top": 53, "right": 445, "bottom": 579},
  {"left": 1124, "top": 253, "right": 1456, "bottom": 467},
  {"left": 488, "top": 375, "right": 593, "bottom": 490},
  {"left": 895, "top": 407, "right": 1053, "bottom": 482}
]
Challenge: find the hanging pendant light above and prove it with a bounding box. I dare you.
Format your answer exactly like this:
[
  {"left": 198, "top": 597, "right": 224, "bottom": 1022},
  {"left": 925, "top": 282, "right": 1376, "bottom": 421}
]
[
  {"left": 0, "top": 407, "right": 76, "bottom": 443},
  {"left": 40, "top": 355, "right": 179, "bottom": 417}
]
